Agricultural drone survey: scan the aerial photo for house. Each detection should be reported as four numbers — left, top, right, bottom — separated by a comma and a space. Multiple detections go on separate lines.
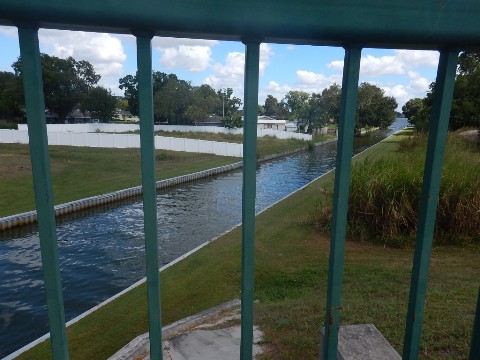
197, 115, 223, 127
115, 109, 140, 123
257, 115, 288, 131
45, 109, 91, 124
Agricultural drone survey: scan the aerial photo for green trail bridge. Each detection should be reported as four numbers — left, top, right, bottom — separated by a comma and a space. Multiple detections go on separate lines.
0, 1, 479, 359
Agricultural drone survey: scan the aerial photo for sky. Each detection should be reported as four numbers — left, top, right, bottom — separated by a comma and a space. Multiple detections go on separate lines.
0, 25, 440, 110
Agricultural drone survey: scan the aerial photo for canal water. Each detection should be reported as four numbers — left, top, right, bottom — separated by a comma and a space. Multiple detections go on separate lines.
0, 119, 408, 357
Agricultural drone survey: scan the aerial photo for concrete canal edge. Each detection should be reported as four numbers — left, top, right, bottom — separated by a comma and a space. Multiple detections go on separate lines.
0, 138, 337, 231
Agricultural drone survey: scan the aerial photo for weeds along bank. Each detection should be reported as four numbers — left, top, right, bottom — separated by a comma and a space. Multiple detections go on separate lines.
315, 130, 480, 247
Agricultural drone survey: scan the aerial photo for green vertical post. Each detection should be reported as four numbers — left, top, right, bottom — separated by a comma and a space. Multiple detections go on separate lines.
17, 26, 69, 360
240, 38, 260, 360
403, 50, 458, 360
470, 287, 480, 360
136, 33, 163, 360
322, 47, 362, 360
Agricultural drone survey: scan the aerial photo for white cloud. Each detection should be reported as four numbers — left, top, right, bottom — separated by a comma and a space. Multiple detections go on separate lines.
395, 50, 439, 68
382, 72, 432, 109
160, 46, 212, 72
259, 70, 341, 104
0, 25, 16, 37
327, 49, 439, 108
382, 85, 410, 106
259, 43, 273, 75
361, 55, 405, 76
329, 55, 404, 76
295, 70, 341, 93
328, 50, 439, 77
149, 37, 219, 73
204, 43, 274, 98
152, 37, 218, 48
38, 29, 127, 84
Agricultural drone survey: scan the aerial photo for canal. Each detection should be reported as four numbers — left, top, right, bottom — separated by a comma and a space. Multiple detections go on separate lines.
0, 119, 407, 357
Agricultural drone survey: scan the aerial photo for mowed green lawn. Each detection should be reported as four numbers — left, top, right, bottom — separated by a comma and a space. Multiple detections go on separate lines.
0, 144, 239, 217
16, 131, 479, 360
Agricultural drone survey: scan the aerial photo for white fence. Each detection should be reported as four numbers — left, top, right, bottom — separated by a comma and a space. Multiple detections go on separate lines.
17, 124, 312, 141
0, 130, 243, 157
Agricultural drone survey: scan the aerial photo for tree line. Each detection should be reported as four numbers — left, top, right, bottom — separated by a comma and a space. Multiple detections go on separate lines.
1, 54, 117, 123
259, 83, 397, 133
402, 52, 480, 132
0, 53, 398, 132
118, 72, 242, 125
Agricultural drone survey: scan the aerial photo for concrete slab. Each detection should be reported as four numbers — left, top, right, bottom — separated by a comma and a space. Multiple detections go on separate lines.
109, 299, 264, 360
162, 326, 263, 360
321, 324, 401, 360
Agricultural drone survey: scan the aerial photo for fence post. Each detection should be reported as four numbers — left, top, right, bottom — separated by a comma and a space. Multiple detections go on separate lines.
18, 25, 70, 360
136, 32, 163, 360
403, 50, 458, 360
240, 38, 260, 360
322, 46, 362, 360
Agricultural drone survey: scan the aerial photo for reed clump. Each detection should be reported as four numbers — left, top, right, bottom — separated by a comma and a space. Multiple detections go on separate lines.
315, 133, 480, 247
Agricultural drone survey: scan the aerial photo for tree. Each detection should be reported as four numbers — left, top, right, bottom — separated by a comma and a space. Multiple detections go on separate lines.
0, 71, 23, 120
263, 95, 279, 117
410, 52, 480, 132
356, 83, 397, 129
116, 98, 129, 112
317, 84, 341, 124
222, 113, 243, 129
284, 91, 310, 120
450, 52, 480, 129
184, 84, 219, 124
81, 86, 117, 122
118, 73, 139, 116
216, 88, 242, 117
13, 54, 100, 123
154, 73, 193, 124
257, 104, 265, 116
302, 84, 342, 132
402, 98, 423, 120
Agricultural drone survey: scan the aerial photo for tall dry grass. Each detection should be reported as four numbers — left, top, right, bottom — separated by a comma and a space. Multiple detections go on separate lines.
316, 133, 480, 247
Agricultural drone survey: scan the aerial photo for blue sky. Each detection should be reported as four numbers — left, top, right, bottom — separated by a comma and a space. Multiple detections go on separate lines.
0, 26, 440, 110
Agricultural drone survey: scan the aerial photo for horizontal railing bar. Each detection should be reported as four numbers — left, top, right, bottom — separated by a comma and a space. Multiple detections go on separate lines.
1, 1, 480, 49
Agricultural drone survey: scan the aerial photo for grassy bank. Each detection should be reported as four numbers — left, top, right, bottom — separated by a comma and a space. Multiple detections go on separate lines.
0, 144, 239, 217
316, 130, 480, 247
16, 131, 479, 359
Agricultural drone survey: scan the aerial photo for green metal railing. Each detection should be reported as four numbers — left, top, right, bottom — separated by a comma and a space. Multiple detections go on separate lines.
2, 1, 480, 359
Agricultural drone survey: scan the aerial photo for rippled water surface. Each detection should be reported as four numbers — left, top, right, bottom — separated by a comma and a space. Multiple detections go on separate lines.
0, 119, 408, 357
